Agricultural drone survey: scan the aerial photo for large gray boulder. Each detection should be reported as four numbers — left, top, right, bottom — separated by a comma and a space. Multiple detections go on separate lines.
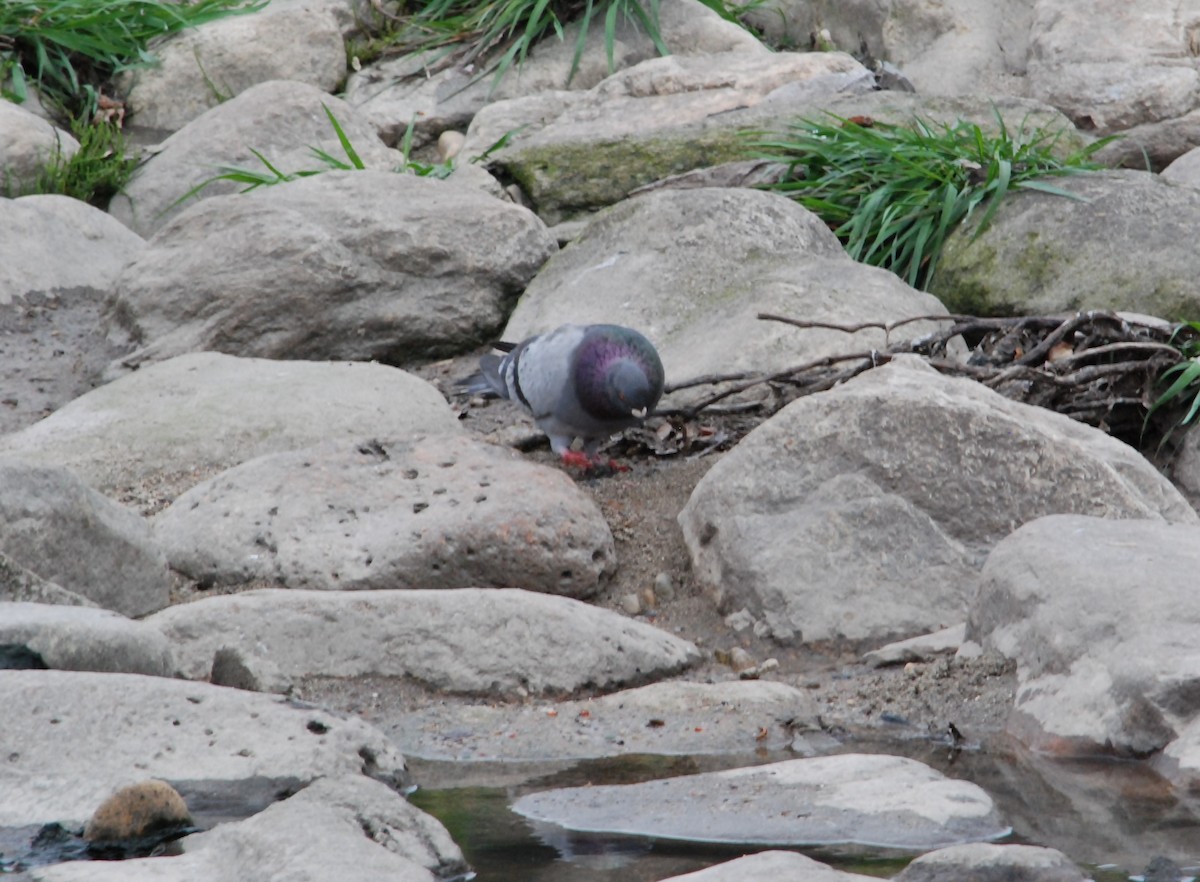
34, 775, 465, 882
502, 187, 953, 399
0, 352, 460, 498
152, 435, 615, 596
345, 0, 765, 150
0, 101, 78, 193
971, 515, 1200, 763
680, 357, 1197, 645
0, 670, 409, 827
0, 462, 169, 616
379, 679, 822, 760
463, 49, 875, 221
0, 194, 142, 297
658, 851, 877, 882
512, 754, 1009, 849
0, 552, 97, 607
0, 195, 142, 433
107, 170, 556, 371
1026, 0, 1199, 135
0, 602, 174, 675
931, 170, 1200, 317
894, 842, 1087, 882
122, 6, 346, 133
110, 80, 404, 237
146, 587, 701, 696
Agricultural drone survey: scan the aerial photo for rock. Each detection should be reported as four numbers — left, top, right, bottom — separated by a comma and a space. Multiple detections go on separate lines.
0, 552, 97, 607
501, 187, 952, 400
122, 6, 345, 132
726, 646, 756, 673
377, 679, 820, 760
345, 0, 766, 151
0, 462, 169, 616
83, 780, 192, 842
742, 0, 1031, 101
680, 357, 1197, 645
107, 171, 557, 370
0, 669, 408, 827
0, 602, 174, 676
147, 587, 700, 695
463, 50, 875, 221
1026, 1, 1198, 135
110, 80, 404, 237
36, 776, 461, 882
865, 624, 968, 668
658, 850, 877, 881
893, 842, 1088, 882
0, 102, 78, 193
0, 195, 143, 298
931, 170, 1200, 318
511, 753, 1009, 849
0, 195, 143, 432
0, 352, 461, 498
971, 515, 1200, 758
210, 647, 292, 695
152, 435, 615, 596
1159, 146, 1200, 188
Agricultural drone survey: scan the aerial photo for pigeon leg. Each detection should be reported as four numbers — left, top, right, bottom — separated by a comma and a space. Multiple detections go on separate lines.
559, 450, 629, 474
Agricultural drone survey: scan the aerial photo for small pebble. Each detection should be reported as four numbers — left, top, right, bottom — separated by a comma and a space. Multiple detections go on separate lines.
728, 646, 756, 673
436, 130, 465, 162
653, 572, 675, 602
619, 593, 642, 616
724, 609, 754, 632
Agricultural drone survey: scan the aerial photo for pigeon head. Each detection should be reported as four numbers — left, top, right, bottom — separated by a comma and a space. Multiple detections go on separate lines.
573, 325, 665, 422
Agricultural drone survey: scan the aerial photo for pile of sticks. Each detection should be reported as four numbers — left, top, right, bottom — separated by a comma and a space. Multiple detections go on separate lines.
658, 310, 1194, 456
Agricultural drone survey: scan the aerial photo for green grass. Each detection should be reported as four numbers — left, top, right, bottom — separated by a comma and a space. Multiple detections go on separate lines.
751, 113, 1114, 290
28, 118, 138, 206
172, 106, 465, 208
351, 0, 765, 90
0, 0, 265, 117
1148, 320, 1200, 441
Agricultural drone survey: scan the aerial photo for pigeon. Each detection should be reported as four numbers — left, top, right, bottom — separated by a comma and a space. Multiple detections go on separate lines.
465, 323, 665, 467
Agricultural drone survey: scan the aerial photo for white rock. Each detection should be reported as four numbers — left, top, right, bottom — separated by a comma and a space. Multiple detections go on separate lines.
0, 102, 78, 193
110, 80, 404, 237
107, 171, 556, 369
34, 776, 463, 882
147, 587, 701, 695
0, 462, 169, 616
123, 6, 346, 132
152, 435, 615, 596
680, 357, 1196, 645
972, 514, 1200, 760
0, 352, 461, 496
0, 602, 173, 675
502, 187, 952, 401
0, 670, 408, 827
382, 679, 820, 760
659, 850, 877, 882
512, 753, 1009, 849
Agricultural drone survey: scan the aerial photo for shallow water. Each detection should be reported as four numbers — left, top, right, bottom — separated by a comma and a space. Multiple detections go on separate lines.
407, 736, 1200, 882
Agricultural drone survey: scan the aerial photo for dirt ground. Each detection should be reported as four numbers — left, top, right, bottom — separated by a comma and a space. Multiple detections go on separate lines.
404, 352, 1018, 749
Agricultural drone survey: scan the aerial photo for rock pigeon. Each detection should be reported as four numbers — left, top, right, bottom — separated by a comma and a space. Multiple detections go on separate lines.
466, 323, 665, 466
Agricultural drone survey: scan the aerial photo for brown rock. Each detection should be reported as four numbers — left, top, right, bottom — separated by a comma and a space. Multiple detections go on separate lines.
84, 779, 192, 842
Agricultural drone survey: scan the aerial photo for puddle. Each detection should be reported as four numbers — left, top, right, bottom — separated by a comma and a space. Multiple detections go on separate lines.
407, 737, 1200, 882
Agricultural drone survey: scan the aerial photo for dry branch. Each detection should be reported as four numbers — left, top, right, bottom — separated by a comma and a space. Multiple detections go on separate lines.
658, 310, 1194, 454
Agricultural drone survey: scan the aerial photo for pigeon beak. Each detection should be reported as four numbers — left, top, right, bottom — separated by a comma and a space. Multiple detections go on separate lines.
631, 406, 647, 419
